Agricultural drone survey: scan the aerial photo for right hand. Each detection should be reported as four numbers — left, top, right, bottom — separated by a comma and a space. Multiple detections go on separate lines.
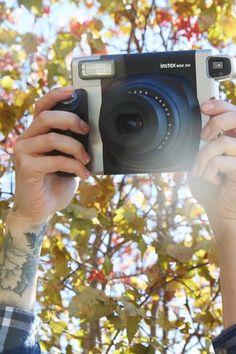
12, 86, 90, 224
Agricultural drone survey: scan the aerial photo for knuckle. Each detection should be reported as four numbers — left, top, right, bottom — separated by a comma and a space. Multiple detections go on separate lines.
37, 111, 49, 124
45, 132, 58, 146
50, 87, 60, 98
34, 98, 41, 111
55, 156, 66, 169
17, 156, 31, 174
13, 140, 24, 160
55, 156, 75, 173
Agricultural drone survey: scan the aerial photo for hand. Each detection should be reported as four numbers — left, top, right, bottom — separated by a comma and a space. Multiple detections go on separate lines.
189, 99, 236, 234
12, 87, 90, 224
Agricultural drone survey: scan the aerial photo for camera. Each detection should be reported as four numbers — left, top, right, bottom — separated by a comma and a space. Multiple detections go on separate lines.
51, 49, 236, 176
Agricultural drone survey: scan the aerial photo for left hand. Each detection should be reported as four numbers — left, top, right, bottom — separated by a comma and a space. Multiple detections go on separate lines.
189, 99, 236, 234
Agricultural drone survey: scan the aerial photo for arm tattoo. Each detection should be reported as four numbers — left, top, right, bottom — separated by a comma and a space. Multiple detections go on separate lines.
0, 224, 48, 296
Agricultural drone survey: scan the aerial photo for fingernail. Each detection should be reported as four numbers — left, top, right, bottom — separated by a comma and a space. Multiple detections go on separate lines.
201, 102, 214, 112
80, 120, 89, 132
201, 126, 210, 140
84, 170, 90, 179
60, 86, 74, 93
83, 153, 90, 164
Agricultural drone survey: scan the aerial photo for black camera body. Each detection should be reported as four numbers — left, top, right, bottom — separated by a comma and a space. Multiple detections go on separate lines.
52, 50, 236, 176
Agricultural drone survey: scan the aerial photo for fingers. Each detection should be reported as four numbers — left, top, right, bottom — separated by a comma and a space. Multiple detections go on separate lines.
15, 87, 91, 180
201, 99, 236, 140
201, 99, 236, 117
14, 133, 90, 165
17, 155, 90, 180
18, 110, 89, 140
34, 86, 75, 117
201, 156, 236, 186
192, 135, 236, 177
201, 111, 236, 141
192, 100, 236, 185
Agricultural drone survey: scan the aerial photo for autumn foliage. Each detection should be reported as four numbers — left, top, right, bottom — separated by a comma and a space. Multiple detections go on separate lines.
1, 0, 236, 353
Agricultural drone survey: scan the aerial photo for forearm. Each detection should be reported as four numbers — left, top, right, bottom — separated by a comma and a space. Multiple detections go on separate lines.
0, 210, 49, 312
210, 218, 236, 330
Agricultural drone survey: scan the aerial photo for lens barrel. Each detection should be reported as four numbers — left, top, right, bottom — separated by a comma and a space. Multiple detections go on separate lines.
99, 74, 201, 173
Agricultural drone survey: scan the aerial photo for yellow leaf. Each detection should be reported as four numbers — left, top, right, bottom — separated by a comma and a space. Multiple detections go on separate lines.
0, 76, 14, 90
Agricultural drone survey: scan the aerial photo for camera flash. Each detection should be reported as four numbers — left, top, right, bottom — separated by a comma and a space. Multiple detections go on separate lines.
79, 60, 115, 79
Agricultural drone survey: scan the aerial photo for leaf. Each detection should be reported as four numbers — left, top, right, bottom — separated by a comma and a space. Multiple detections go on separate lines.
50, 320, 67, 335
138, 237, 146, 257
21, 33, 38, 54
198, 6, 217, 31
78, 182, 103, 206
0, 76, 14, 90
166, 243, 194, 263
123, 299, 145, 318
109, 314, 126, 331
130, 344, 149, 354
53, 33, 77, 60
127, 315, 139, 344
220, 13, 236, 39
103, 255, 113, 275
18, 0, 42, 14
67, 203, 97, 220
69, 286, 116, 321
98, 0, 125, 13
0, 28, 17, 44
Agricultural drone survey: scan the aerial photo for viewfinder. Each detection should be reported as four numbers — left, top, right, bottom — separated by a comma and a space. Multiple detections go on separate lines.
212, 61, 224, 69
208, 56, 231, 79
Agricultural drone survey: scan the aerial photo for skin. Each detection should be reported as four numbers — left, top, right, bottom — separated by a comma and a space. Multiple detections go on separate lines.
2, 88, 236, 329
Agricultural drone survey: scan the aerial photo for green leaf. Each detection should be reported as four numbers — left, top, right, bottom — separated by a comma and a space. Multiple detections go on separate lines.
103, 255, 113, 275
130, 344, 149, 354
166, 243, 194, 263
53, 33, 77, 60
50, 320, 67, 335
127, 315, 139, 344
18, 0, 42, 14
67, 203, 97, 220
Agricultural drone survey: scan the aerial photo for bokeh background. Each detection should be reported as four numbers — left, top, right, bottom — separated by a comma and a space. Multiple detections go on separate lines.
1, 0, 236, 353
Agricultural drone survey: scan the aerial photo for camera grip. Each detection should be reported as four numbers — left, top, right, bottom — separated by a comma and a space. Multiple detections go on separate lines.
47, 89, 89, 177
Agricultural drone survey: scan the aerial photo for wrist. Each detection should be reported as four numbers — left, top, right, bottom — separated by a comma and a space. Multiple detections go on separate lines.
205, 210, 236, 241
5, 208, 52, 230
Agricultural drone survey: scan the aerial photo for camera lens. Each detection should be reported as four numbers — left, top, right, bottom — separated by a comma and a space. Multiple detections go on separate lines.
117, 113, 143, 133
99, 75, 201, 173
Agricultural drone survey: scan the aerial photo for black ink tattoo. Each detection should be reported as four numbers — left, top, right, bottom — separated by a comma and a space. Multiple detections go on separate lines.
0, 224, 48, 296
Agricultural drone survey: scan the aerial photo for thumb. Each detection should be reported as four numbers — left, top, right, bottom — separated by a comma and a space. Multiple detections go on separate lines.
34, 86, 75, 117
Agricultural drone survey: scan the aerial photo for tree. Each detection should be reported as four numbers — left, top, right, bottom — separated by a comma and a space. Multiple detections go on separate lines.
0, 0, 236, 353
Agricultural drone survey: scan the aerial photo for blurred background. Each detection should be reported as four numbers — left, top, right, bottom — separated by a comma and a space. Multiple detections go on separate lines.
1, 0, 236, 353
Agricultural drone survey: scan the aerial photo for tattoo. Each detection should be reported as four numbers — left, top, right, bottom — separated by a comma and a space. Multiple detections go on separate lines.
0, 224, 47, 296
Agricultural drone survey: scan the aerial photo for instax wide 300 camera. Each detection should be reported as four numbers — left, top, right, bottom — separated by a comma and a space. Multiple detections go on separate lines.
52, 50, 236, 176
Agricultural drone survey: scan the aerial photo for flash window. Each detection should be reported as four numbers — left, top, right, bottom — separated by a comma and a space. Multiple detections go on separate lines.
79, 60, 115, 79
